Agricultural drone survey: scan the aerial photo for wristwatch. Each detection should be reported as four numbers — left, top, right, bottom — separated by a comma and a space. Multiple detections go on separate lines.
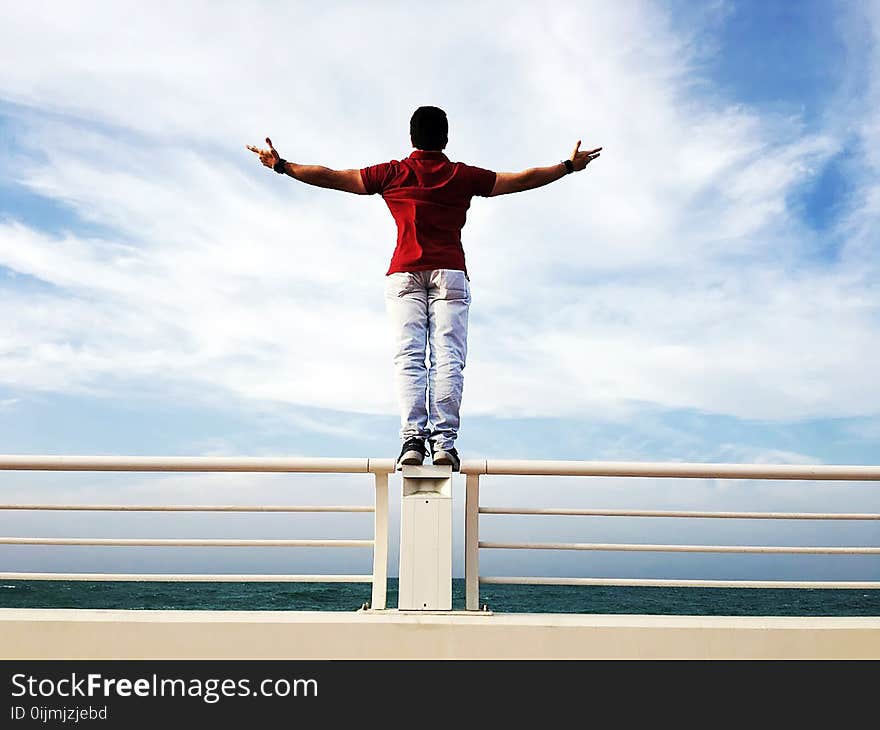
562, 159, 574, 174
273, 158, 287, 174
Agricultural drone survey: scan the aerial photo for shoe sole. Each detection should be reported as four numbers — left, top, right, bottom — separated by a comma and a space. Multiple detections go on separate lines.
432, 451, 459, 470
398, 450, 425, 467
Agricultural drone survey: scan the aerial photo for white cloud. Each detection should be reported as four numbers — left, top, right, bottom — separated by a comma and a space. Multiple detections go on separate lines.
713, 444, 822, 466
0, 0, 878, 427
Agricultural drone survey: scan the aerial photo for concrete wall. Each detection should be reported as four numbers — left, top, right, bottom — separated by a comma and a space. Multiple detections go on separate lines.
2, 609, 880, 659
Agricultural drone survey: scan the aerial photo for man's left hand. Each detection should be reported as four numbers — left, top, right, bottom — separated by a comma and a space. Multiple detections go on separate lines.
570, 140, 602, 171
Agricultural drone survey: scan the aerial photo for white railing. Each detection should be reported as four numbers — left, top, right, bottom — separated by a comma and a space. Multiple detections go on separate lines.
0, 455, 395, 610
461, 459, 880, 611
4, 455, 880, 614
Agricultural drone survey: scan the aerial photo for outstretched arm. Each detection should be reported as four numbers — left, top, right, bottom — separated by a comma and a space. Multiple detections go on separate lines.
489, 140, 601, 197
246, 137, 367, 195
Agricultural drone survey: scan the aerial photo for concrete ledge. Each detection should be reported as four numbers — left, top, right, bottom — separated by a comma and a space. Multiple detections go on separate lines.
1, 608, 879, 659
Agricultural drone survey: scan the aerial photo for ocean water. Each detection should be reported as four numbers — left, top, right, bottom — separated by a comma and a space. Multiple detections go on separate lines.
1, 579, 878, 615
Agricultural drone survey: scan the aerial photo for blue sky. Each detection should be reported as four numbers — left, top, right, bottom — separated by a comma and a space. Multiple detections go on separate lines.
0, 0, 878, 583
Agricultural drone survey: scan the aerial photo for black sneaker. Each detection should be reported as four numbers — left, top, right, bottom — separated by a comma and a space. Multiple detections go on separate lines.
397, 437, 427, 469
431, 444, 460, 471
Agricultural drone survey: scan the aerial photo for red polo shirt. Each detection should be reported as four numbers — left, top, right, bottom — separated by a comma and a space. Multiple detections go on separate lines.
360, 150, 496, 276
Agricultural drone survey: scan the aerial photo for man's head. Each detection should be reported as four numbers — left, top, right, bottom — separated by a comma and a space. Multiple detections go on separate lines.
410, 106, 448, 151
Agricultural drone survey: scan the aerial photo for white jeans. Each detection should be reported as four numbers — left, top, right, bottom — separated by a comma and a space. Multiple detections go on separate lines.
384, 269, 471, 450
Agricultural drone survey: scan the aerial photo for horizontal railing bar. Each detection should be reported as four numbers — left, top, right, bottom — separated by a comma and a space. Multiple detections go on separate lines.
0, 455, 397, 474
2, 456, 878, 480
480, 507, 880, 520
480, 576, 880, 589
0, 504, 374, 513
0, 572, 373, 582
480, 541, 880, 554
0, 537, 373, 547
461, 459, 880, 480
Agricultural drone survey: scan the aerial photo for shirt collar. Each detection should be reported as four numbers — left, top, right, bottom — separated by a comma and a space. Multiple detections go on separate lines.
409, 149, 449, 161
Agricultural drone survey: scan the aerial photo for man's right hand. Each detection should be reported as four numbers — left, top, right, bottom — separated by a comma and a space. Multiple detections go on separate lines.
570, 140, 602, 171
246, 137, 282, 169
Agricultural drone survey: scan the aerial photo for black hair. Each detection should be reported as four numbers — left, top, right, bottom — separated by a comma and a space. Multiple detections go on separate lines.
410, 106, 448, 151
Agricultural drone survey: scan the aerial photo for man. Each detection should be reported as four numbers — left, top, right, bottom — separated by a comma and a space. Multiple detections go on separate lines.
248, 106, 601, 471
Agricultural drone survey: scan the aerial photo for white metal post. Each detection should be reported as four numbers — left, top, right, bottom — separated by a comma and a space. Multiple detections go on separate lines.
465, 473, 480, 610
398, 465, 453, 610
370, 471, 389, 610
